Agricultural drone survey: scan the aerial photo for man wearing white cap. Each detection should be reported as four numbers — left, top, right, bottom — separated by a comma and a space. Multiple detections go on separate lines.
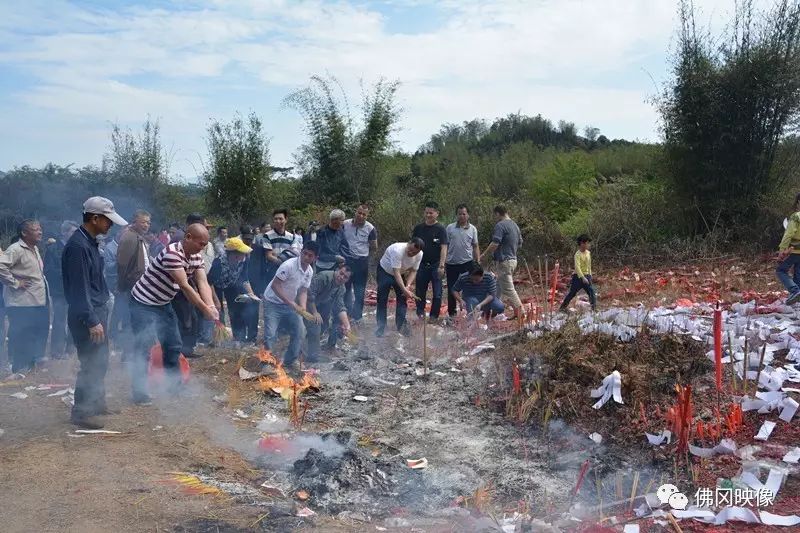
63, 196, 127, 429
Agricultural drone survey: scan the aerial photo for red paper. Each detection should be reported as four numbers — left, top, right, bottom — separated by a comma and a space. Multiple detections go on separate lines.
713, 303, 722, 391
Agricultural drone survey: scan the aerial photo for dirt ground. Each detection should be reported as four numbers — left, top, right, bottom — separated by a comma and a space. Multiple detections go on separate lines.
0, 257, 793, 532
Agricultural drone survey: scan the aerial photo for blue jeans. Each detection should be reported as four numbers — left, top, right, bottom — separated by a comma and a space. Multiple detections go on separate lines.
560, 274, 597, 310
305, 300, 339, 361
376, 266, 408, 333
776, 254, 800, 294
129, 299, 183, 398
416, 264, 443, 319
464, 296, 505, 319
345, 256, 369, 321
263, 301, 305, 365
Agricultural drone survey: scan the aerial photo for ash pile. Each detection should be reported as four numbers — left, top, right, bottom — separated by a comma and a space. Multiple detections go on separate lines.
256, 430, 439, 518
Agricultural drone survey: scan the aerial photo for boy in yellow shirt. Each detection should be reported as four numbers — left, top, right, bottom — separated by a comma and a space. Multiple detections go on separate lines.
777, 195, 800, 305
559, 234, 596, 312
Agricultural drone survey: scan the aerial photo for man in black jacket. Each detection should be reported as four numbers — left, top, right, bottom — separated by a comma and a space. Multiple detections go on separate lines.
44, 220, 79, 359
63, 197, 127, 429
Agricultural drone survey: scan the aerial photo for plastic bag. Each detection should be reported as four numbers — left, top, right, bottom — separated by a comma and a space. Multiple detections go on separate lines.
148, 343, 191, 384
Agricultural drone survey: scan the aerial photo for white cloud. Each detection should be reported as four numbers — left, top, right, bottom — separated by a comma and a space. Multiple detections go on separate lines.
0, 0, 765, 176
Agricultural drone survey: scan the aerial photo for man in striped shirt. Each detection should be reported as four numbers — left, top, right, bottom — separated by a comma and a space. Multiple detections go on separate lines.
452, 262, 504, 320
128, 223, 218, 403
263, 209, 301, 284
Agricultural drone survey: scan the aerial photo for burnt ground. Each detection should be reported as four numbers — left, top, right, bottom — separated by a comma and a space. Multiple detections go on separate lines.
0, 317, 576, 533
1, 258, 795, 532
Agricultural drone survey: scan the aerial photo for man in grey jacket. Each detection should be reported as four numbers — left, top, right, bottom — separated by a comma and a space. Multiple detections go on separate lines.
304, 264, 352, 362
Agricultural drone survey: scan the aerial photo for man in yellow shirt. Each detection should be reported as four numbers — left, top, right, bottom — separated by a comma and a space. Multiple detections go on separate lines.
777, 205, 800, 305
559, 234, 596, 312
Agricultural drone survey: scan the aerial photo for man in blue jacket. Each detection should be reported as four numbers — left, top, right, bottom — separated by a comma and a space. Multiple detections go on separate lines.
63, 197, 127, 429
314, 209, 351, 272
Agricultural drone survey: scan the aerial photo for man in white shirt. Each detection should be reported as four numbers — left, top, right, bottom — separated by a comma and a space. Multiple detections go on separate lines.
342, 204, 378, 323
445, 204, 480, 318
375, 238, 424, 337
262, 241, 319, 366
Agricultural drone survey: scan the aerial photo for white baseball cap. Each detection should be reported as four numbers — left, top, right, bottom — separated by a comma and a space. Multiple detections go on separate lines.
83, 196, 128, 226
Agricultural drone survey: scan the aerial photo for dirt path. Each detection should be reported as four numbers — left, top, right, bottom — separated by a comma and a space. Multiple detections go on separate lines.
0, 360, 282, 533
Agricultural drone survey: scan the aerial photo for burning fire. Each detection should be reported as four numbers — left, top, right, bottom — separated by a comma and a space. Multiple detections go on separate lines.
255, 348, 319, 400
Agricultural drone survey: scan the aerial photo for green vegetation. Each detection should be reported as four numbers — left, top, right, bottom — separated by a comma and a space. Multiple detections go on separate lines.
3, 1, 800, 263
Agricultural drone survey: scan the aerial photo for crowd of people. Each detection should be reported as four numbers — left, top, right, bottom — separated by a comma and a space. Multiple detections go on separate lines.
0, 196, 602, 430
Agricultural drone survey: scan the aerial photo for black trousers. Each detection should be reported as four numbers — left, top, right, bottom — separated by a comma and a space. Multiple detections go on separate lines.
445, 261, 473, 317
172, 292, 199, 355
69, 305, 109, 418
560, 274, 597, 310
345, 256, 369, 321
223, 287, 259, 343
50, 297, 73, 357
7, 306, 49, 372
376, 267, 408, 333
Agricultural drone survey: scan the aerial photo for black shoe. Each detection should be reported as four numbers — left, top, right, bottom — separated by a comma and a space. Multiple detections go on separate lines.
71, 415, 104, 430
375, 328, 385, 338
183, 352, 203, 359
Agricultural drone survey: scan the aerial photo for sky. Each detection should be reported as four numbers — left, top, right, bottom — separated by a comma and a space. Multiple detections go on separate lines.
0, 0, 759, 182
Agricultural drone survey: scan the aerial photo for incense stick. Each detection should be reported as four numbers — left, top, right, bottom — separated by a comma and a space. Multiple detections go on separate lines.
753, 341, 767, 396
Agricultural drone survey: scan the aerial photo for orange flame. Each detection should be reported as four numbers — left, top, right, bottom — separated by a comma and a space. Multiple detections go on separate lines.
255, 348, 319, 399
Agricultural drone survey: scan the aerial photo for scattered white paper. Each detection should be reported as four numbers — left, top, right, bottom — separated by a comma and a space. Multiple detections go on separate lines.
782, 447, 800, 463
760, 511, 800, 526
688, 438, 738, 457
705, 506, 761, 525
673, 508, 716, 520
434, 372, 447, 377
645, 430, 672, 445
9, 392, 28, 399
47, 388, 73, 397
24, 386, 36, 391
406, 457, 428, 469
590, 370, 623, 409
755, 420, 776, 441
233, 409, 249, 419
468, 343, 495, 356
74, 429, 122, 435
353, 395, 369, 402
589, 432, 603, 444
622, 525, 639, 533
400, 385, 411, 390
779, 397, 799, 422
689, 444, 715, 458
238, 367, 259, 380
740, 468, 784, 499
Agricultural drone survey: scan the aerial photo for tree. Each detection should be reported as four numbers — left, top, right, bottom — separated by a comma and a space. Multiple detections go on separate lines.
584, 126, 600, 143
286, 75, 401, 205
203, 112, 271, 222
531, 151, 597, 223
659, 0, 800, 233
103, 117, 169, 196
